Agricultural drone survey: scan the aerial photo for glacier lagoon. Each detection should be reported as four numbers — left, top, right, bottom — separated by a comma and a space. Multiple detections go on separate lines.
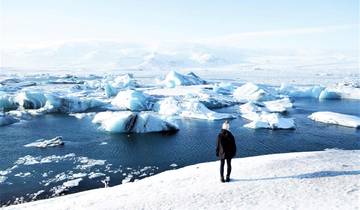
0, 98, 359, 205
0, 71, 360, 206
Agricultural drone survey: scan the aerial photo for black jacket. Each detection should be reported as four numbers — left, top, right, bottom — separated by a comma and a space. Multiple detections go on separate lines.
216, 129, 236, 159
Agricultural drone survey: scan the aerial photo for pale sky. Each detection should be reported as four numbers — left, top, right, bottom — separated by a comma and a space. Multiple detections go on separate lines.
0, 0, 359, 50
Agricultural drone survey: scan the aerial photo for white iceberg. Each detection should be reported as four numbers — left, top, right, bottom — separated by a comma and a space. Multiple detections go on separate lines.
158, 71, 206, 88
111, 90, 153, 111
263, 98, 293, 113
240, 101, 295, 129
213, 82, 235, 95
308, 111, 360, 128
243, 112, 295, 129
233, 82, 275, 102
92, 111, 178, 133
24, 136, 64, 148
240, 98, 293, 114
154, 97, 234, 120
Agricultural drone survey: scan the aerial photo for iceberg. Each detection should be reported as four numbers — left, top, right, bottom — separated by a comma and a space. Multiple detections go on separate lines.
158, 71, 206, 87
243, 112, 295, 129
24, 136, 64, 148
44, 94, 106, 113
0, 113, 19, 126
239, 100, 295, 129
15, 91, 47, 109
278, 83, 324, 99
263, 98, 293, 113
308, 111, 360, 128
154, 97, 234, 120
233, 82, 275, 102
213, 82, 235, 95
318, 89, 341, 100
111, 90, 153, 111
0, 93, 17, 110
92, 111, 178, 133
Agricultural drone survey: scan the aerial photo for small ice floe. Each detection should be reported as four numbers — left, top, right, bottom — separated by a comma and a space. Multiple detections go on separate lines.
308, 111, 360, 128
29, 190, 45, 200
88, 172, 106, 179
170, 163, 178, 167
92, 111, 179, 133
51, 178, 83, 196
99, 142, 108, 145
233, 82, 275, 102
14, 172, 31, 178
69, 112, 95, 119
158, 71, 206, 88
14, 153, 76, 166
154, 97, 234, 120
24, 136, 64, 148
0, 176, 7, 184
75, 157, 106, 170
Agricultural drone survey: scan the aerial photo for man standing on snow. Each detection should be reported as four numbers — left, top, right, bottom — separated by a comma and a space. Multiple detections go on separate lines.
216, 120, 237, 182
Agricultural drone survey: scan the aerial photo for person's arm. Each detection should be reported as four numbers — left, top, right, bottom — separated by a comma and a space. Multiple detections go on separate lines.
216, 135, 220, 157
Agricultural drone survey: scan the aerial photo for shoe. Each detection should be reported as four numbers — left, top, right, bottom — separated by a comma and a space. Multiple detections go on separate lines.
225, 176, 230, 182
220, 177, 225, 183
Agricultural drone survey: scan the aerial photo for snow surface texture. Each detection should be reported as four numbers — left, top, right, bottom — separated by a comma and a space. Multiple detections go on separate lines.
5, 149, 359, 210
309, 111, 360, 128
24, 136, 64, 148
92, 111, 178, 133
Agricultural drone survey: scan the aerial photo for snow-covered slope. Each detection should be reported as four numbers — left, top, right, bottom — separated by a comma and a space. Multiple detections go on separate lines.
5, 149, 359, 210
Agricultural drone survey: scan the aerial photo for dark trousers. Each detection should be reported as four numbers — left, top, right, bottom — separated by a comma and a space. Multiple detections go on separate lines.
220, 158, 232, 178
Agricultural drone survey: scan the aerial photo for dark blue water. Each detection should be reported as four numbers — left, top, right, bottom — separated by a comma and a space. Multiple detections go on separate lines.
0, 98, 359, 205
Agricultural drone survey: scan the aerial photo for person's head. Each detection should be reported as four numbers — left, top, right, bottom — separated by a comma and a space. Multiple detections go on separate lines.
222, 120, 230, 131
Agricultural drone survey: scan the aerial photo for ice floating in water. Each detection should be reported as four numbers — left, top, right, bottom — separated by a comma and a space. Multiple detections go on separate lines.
112, 90, 153, 111
0, 93, 17, 110
88, 172, 106, 179
243, 112, 295, 129
44, 94, 106, 113
0, 176, 7, 184
14, 172, 31, 178
92, 111, 178, 133
308, 111, 360, 128
263, 98, 293, 113
213, 82, 235, 95
69, 112, 95, 119
154, 97, 234, 120
278, 83, 324, 99
103, 74, 138, 97
234, 82, 275, 102
240, 100, 295, 129
0, 113, 19, 126
159, 71, 206, 87
24, 136, 64, 148
318, 88, 341, 100
240, 98, 293, 114
15, 91, 47, 109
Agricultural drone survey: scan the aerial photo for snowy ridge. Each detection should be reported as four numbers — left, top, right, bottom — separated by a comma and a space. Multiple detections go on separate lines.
4, 149, 359, 210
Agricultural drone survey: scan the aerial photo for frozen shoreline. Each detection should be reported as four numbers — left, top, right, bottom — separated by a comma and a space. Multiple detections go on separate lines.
4, 149, 359, 210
